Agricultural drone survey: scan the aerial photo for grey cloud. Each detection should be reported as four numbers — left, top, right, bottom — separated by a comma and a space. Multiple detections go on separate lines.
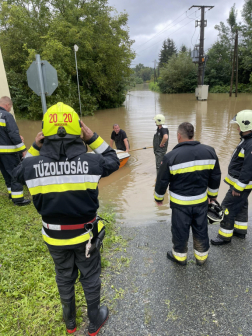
108, 0, 245, 66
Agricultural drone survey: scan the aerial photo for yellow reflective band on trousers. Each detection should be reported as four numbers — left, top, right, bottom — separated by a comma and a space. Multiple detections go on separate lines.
11, 193, 24, 199
42, 221, 105, 246
28, 145, 40, 157
172, 249, 187, 261
234, 221, 248, 230
218, 228, 233, 238
29, 182, 98, 196
194, 251, 208, 261
170, 164, 214, 175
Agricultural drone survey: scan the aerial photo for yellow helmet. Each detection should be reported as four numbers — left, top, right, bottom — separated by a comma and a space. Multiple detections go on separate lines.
153, 114, 165, 125
42, 102, 81, 139
230, 110, 252, 133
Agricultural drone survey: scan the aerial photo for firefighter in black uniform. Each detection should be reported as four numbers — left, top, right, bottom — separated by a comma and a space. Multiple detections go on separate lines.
153, 114, 169, 175
13, 102, 120, 335
154, 122, 221, 266
211, 110, 252, 245
0, 96, 30, 205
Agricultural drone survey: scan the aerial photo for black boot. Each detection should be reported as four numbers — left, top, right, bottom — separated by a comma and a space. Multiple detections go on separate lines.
167, 250, 187, 266
210, 237, 231, 245
87, 298, 109, 336
233, 231, 246, 239
13, 199, 31, 206
61, 296, 76, 334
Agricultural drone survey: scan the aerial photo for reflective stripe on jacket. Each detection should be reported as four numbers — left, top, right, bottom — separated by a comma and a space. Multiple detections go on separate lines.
13, 133, 119, 248
154, 141, 221, 206
224, 133, 252, 193
0, 107, 26, 154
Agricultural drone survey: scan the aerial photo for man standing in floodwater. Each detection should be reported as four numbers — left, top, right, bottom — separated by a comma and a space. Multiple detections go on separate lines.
153, 114, 169, 175
154, 122, 221, 266
110, 124, 130, 152
211, 110, 252, 245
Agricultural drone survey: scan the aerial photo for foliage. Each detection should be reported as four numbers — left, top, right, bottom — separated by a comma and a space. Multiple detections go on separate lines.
209, 83, 252, 93
0, 0, 135, 119
158, 51, 197, 93
149, 81, 160, 92
0, 174, 119, 335
131, 63, 153, 83
158, 38, 177, 68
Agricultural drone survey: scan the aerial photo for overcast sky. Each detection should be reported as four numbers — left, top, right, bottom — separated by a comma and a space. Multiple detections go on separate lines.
108, 0, 245, 67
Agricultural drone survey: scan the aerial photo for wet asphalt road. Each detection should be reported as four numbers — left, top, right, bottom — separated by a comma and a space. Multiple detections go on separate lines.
99, 216, 252, 336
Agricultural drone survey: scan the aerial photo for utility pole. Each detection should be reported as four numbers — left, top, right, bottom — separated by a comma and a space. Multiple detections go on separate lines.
189, 5, 214, 85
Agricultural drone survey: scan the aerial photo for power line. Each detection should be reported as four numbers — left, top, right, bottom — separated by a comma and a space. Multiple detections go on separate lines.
136, 9, 199, 50
136, 17, 196, 56
136, 11, 187, 49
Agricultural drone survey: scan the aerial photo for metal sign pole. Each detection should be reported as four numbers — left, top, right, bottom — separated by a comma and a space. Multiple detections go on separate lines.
36, 54, 47, 114
74, 45, 82, 119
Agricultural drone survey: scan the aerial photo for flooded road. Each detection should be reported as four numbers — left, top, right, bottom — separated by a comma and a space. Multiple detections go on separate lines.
18, 84, 252, 226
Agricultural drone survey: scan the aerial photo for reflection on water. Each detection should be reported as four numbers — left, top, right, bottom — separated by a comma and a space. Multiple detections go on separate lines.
17, 85, 252, 226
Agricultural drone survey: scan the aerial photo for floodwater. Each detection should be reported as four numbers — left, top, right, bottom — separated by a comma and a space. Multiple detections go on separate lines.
17, 84, 252, 226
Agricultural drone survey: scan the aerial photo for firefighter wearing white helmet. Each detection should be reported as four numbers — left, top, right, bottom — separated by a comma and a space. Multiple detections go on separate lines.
211, 110, 252, 246
12, 102, 120, 335
153, 114, 169, 175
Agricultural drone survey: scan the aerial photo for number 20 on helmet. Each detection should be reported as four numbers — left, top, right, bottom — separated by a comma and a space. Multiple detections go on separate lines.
42, 102, 81, 139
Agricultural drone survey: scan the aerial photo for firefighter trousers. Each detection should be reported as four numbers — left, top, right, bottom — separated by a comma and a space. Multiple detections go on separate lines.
47, 245, 101, 302
0, 154, 24, 202
218, 187, 251, 241
171, 203, 209, 263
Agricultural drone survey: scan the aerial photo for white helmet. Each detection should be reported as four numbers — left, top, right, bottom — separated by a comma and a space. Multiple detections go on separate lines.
230, 110, 252, 132
153, 114, 165, 125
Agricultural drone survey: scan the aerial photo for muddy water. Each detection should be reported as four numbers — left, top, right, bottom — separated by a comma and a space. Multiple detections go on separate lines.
17, 84, 252, 226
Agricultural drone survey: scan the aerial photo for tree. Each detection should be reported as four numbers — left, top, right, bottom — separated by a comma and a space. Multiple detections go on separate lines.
158, 38, 177, 68
158, 51, 197, 93
204, 4, 240, 87
0, 0, 135, 119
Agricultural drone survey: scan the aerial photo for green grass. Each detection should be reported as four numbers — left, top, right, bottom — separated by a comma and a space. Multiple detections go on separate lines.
0, 174, 119, 335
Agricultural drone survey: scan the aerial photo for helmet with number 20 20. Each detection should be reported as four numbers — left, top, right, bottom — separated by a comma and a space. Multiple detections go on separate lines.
42, 102, 81, 139
153, 114, 165, 126
230, 110, 252, 133
207, 200, 224, 225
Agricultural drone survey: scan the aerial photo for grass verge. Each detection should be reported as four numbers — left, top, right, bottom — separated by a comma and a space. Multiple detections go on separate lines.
0, 174, 122, 335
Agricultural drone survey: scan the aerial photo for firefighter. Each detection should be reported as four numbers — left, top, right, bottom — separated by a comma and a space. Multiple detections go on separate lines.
211, 110, 252, 245
0, 96, 30, 205
12, 102, 120, 335
154, 122, 221, 266
153, 114, 169, 174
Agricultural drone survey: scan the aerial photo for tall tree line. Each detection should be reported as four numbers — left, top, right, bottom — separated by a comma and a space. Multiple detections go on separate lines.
153, 1, 252, 94
0, 0, 135, 118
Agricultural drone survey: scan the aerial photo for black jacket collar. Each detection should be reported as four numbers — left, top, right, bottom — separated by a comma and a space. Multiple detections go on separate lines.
173, 141, 200, 150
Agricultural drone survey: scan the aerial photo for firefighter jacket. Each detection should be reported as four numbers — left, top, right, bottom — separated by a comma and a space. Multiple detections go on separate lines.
224, 132, 252, 193
154, 141, 221, 207
13, 133, 120, 248
0, 107, 26, 154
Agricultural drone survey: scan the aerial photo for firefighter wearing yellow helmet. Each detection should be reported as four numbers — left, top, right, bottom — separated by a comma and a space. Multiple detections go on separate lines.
211, 110, 252, 246
153, 114, 169, 175
13, 102, 120, 335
